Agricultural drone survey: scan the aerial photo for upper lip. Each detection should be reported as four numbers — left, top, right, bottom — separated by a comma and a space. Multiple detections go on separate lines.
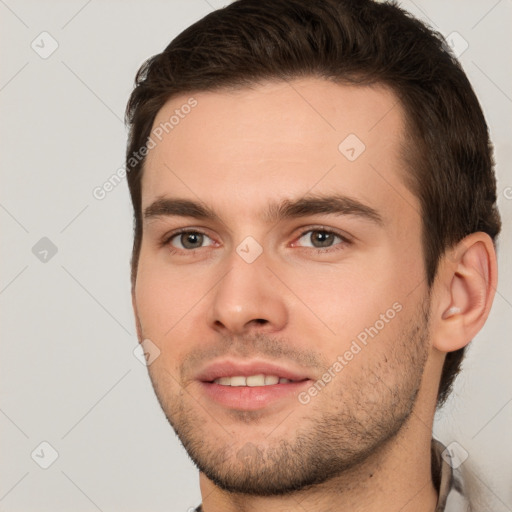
195, 359, 312, 382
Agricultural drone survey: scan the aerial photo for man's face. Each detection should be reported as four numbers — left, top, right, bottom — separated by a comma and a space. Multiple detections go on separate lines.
133, 78, 434, 494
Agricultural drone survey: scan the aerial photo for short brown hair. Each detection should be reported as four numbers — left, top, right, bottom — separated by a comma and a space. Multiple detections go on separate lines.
125, 0, 501, 407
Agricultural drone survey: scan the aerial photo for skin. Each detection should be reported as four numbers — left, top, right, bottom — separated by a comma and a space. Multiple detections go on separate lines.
132, 78, 497, 512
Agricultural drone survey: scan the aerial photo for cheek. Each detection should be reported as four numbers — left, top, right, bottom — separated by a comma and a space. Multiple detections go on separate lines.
280, 259, 399, 335
134, 250, 196, 340
280, 246, 422, 358
134, 248, 224, 372
134, 275, 189, 377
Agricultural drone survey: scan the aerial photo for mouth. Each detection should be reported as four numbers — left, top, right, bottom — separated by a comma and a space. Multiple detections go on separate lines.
195, 360, 313, 411
211, 374, 306, 386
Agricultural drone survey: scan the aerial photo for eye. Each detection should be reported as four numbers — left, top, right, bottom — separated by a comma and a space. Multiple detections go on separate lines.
294, 229, 348, 250
167, 230, 215, 251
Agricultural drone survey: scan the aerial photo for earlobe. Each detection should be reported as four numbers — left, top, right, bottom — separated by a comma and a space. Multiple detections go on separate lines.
432, 233, 497, 353
132, 290, 144, 343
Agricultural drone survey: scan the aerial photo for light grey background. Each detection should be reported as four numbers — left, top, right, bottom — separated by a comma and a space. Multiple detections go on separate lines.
1, 0, 511, 510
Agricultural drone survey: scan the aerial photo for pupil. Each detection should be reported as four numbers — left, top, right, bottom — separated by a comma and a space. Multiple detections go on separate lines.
313, 231, 333, 247
182, 232, 203, 249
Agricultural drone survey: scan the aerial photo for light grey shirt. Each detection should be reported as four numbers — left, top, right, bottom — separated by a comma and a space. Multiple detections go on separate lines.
433, 439, 470, 511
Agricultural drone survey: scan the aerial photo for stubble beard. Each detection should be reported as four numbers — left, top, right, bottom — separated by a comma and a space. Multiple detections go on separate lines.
144, 297, 431, 496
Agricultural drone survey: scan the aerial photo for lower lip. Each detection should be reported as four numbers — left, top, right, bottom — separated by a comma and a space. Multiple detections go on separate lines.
198, 380, 311, 410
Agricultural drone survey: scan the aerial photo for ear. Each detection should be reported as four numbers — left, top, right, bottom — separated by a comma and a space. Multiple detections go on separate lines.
430, 232, 498, 353
132, 288, 144, 343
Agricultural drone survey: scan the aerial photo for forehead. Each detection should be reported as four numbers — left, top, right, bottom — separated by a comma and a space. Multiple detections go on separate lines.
141, 78, 417, 229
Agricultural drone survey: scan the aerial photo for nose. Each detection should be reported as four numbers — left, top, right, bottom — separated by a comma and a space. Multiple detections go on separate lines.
207, 250, 288, 336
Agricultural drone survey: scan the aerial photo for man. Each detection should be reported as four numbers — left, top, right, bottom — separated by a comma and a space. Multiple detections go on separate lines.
125, 0, 501, 510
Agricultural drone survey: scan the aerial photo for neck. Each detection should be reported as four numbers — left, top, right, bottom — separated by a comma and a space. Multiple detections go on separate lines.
198, 412, 439, 512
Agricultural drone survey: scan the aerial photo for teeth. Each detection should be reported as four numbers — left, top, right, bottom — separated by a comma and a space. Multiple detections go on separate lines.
246, 374, 265, 386
230, 376, 246, 387
213, 374, 296, 386
265, 375, 279, 385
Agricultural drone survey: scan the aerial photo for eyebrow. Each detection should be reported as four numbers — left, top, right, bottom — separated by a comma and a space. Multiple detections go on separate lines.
143, 194, 384, 226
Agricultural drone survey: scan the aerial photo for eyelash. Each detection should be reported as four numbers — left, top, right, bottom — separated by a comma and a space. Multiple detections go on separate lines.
293, 227, 351, 254
162, 227, 351, 255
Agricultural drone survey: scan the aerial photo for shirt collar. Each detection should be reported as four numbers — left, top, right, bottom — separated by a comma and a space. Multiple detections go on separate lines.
432, 438, 454, 511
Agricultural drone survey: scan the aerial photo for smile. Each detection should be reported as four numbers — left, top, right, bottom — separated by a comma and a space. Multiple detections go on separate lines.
213, 374, 300, 386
